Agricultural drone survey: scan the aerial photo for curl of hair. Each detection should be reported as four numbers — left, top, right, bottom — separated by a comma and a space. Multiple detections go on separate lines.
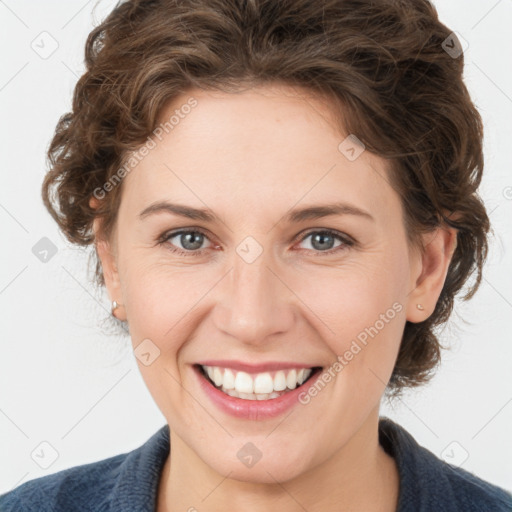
42, 0, 490, 396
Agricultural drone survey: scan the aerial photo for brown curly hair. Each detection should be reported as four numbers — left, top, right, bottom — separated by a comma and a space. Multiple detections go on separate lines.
42, 0, 490, 395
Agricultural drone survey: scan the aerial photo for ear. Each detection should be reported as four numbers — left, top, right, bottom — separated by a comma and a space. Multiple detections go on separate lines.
406, 225, 458, 323
90, 197, 126, 322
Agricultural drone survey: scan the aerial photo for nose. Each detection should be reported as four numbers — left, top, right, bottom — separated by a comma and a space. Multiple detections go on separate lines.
213, 248, 296, 346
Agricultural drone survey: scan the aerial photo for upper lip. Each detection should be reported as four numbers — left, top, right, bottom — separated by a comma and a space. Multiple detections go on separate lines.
195, 360, 321, 373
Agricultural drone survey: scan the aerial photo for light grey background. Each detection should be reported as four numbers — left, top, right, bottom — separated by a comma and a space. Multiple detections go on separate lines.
1, 0, 511, 494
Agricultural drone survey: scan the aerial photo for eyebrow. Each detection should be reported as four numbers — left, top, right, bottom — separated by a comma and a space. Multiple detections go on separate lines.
285, 203, 374, 223
138, 201, 374, 223
139, 201, 217, 222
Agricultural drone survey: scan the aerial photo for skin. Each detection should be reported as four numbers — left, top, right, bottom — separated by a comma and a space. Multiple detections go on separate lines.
92, 83, 457, 511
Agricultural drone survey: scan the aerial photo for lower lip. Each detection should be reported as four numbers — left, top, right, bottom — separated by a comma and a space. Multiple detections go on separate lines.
193, 365, 322, 420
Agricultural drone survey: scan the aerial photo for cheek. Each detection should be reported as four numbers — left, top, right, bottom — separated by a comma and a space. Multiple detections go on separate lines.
291, 249, 408, 389
294, 254, 406, 338
120, 252, 207, 338
118, 261, 204, 412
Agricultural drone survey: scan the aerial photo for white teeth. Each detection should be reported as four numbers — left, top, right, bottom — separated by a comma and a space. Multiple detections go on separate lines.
223, 369, 235, 390
273, 371, 287, 391
286, 369, 297, 390
201, 365, 314, 400
234, 371, 254, 394
213, 367, 223, 387
254, 373, 274, 394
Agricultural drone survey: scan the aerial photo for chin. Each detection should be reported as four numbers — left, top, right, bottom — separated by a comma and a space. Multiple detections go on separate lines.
199, 440, 316, 484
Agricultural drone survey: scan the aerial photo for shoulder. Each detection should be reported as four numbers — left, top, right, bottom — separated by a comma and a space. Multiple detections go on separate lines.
440, 462, 512, 511
0, 424, 170, 512
0, 452, 127, 512
379, 417, 512, 511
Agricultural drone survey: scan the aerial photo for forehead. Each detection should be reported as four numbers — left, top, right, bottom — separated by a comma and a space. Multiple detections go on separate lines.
119, 84, 401, 226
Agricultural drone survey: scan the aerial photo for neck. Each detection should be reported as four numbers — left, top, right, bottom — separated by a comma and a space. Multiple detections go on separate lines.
157, 408, 399, 512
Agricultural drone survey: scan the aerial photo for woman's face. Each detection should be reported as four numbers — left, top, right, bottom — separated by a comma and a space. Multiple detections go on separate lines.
97, 83, 452, 482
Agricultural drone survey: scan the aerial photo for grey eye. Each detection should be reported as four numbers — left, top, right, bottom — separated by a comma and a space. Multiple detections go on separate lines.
167, 231, 210, 251
299, 231, 344, 252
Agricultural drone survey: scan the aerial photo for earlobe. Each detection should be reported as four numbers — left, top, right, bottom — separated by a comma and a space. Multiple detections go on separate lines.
96, 238, 127, 321
92, 214, 126, 322
406, 227, 458, 323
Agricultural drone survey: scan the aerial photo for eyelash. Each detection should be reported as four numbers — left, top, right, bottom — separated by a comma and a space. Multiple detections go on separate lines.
157, 227, 355, 257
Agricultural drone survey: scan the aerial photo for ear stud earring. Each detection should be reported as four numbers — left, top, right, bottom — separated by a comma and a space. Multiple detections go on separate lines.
111, 300, 123, 316
416, 304, 425, 311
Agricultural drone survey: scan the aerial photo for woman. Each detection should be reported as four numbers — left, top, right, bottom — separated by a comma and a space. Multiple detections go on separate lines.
1, 0, 511, 510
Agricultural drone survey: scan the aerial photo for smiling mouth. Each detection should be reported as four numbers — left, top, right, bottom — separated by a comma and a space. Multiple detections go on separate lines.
196, 364, 323, 400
